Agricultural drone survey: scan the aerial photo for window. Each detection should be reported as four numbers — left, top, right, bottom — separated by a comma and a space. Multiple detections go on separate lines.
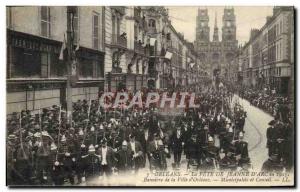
50, 53, 66, 77
41, 6, 51, 37
11, 47, 41, 78
93, 12, 99, 49
41, 52, 50, 77
79, 58, 93, 78
276, 44, 278, 60
279, 42, 281, 60
227, 21, 231, 27
112, 14, 121, 43
94, 60, 104, 78
148, 19, 156, 28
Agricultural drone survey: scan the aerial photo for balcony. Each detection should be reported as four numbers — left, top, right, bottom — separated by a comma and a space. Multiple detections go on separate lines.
112, 66, 122, 73
148, 69, 158, 79
148, 27, 157, 35
111, 34, 127, 49
134, 41, 145, 55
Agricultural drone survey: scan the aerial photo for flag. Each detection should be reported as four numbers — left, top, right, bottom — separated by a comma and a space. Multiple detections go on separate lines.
75, 38, 80, 52
150, 38, 156, 46
59, 34, 67, 60
165, 51, 173, 60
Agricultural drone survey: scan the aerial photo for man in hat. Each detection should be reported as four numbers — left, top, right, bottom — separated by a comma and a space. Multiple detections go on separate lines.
81, 144, 101, 182
148, 133, 168, 170
202, 136, 219, 170
186, 133, 200, 170
15, 132, 33, 185
223, 125, 234, 152
76, 143, 88, 184
61, 146, 76, 185
47, 143, 64, 185
234, 132, 250, 166
116, 140, 133, 174
107, 129, 122, 152
170, 126, 185, 168
7, 134, 18, 185
128, 134, 144, 173
36, 133, 51, 185
197, 124, 209, 149
97, 139, 116, 177
266, 120, 278, 156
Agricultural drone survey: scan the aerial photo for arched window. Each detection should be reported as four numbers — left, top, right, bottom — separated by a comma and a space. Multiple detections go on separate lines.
212, 52, 219, 61
226, 53, 234, 63
148, 19, 156, 28
112, 52, 119, 68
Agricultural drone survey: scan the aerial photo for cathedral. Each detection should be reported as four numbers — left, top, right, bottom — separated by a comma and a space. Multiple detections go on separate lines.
195, 8, 238, 79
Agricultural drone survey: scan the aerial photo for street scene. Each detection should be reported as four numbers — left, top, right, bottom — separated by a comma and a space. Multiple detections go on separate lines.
6, 6, 294, 187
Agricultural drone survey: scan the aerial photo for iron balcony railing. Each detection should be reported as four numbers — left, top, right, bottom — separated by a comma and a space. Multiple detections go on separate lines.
111, 34, 127, 48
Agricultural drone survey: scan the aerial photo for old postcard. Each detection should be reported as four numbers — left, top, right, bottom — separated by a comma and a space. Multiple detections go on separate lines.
6, 6, 295, 187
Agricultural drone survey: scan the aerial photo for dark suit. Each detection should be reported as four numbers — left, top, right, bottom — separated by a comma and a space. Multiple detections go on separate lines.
170, 129, 184, 166
148, 140, 167, 170
234, 140, 249, 165
116, 149, 133, 173
266, 126, 278, 156
97, 146, 116, 176
128, 141, 144, 171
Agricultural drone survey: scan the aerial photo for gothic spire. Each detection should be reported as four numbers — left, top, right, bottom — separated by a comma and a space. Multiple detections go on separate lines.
213, 12, 219, 42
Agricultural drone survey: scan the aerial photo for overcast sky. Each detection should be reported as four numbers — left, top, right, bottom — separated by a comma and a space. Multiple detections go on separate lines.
166, 6, 273, 45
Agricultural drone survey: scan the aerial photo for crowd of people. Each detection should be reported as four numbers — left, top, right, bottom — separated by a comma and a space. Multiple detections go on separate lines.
6, 83, 293, 186
238, 88, 291, 123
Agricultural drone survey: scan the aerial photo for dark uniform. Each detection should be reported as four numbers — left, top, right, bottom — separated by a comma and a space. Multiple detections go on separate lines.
234, 140, 250, 166
261, 154, 284, 173
266, 120, 278, 156
82, 146, 101, 182
170, 128, 184, 167
116, 141, 133, 173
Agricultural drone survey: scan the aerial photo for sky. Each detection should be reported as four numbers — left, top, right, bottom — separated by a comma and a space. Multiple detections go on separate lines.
166, 6, 273, 45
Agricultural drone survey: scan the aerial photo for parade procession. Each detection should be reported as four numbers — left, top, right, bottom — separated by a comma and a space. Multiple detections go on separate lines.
6, 83, 294, 186
6, 6, 294, 187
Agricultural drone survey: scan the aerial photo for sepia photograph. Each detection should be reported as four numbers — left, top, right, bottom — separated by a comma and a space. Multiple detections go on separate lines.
5, 5, 295, 187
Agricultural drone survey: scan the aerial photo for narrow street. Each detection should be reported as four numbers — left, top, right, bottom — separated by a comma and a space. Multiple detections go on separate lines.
232, 95, 274, 171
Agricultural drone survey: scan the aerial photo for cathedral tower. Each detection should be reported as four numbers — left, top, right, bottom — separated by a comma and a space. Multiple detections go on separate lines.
222, 7, 236, 42
196, 8, 210, 43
